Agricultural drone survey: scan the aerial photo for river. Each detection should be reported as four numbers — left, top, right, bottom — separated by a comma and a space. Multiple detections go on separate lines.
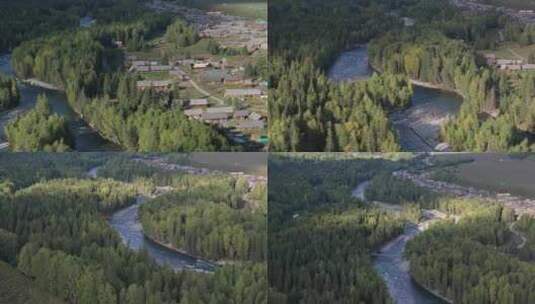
328, 46, 462, 152
0, 54, 119, 151
0, 16, 120, 151
352, 180, 447, 304
109, 195, 216, 273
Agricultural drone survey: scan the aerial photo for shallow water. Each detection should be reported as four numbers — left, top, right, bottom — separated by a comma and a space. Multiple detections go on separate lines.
328, 47, 463, 151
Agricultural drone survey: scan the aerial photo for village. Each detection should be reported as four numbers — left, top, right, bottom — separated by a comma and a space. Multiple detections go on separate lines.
132, 155, 267, 189
394, 169, 535, 217
451, 0, 535, 23
120, 0, 268, 149
483, 54, 535, 71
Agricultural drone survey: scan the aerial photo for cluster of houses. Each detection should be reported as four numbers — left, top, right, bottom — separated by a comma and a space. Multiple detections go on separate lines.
484, 54, 535, 71
452, 0, 535, 23
199, 14, 267, 52
394, 169, 535, 217
146, 0, 267, 53
132, 156, 267, 188
182, 98, 264, 130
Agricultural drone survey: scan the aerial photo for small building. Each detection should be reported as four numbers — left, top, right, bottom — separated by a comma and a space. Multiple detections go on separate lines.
249, 112, 263, 121
136, 80, 173, 92
497, 59, 523, 68
206, 106, 234, 114
192, 62, 212, 69
501, 64, 522, 71
170, 69, 189, 81
202, 112, 230, 124
224, 88, 263, 98
484, 53, 497, 65
233, 110, 250, 120
150, 65, 172, 72
184, 108, 203, 119
189, 99, 209, 108
237, 119, 265, 129
522, 64, 535, 70
135, 66, 151, 72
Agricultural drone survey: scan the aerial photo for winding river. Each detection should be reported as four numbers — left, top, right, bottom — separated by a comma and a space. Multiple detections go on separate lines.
0, 54, 119, 151
88, 166, 215, 273
328, 46, 463, 152
109, 195, 216, 273
352, 180, 447, 304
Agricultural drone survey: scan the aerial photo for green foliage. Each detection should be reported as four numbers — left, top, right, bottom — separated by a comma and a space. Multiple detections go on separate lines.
0, 260, 64, 304
165, 19, 200, 50
406, 201, 535, 303
0, 153, 103, 189
0, 229, 17, 265
269, 0, 414, 152
5, 95, 73, 151
0, 161, 266, 304
0, 73, 20, 111
365, 172, 440, 208
139, 174, 266, 261
369, 27, 535, 151
268, 155, 410, 303
10, 8, 231, 152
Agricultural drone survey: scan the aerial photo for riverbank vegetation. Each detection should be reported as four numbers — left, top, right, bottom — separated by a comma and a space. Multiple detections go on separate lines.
365, 172, 440, 207
269, 0, 414, 152
8, 2, 232, 152
406, 199, 535, 303
367, 0, 535, 151
5, 95, 73, 151
269, 154, 415, 303
271, 0, 535, 151
0, 74, 19, 111
0, 154, 267, 304
139, 174, 266, 262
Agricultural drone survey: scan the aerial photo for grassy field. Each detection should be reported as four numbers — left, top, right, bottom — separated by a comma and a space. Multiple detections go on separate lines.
432, 154, 535, 198
0, 261, 64, 304
196, 1, 267, 19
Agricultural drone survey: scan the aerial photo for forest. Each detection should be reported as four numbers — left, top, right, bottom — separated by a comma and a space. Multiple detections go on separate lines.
268, 154, 414, 303
406, 198, 535, 303
5, 95, 73, 152
269, 0, 413, 152
368, 0, 535, 151
0, 0, 153, 52
270, 0, 535, 151
6, 0, 233, 152
139, 173, 267, 262
0, 154, 267, 304
364, 172, 440, 208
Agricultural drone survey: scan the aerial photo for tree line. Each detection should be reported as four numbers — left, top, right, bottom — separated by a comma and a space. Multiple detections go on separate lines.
0, 74, 20, 111
406, 199, 535, 304
0, 155, 267, 304
139, 173, 267, 262
5, 95, 73, 151
268, 154, 413, 303
8, 4, 232, 151
269, 0, 414, 152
